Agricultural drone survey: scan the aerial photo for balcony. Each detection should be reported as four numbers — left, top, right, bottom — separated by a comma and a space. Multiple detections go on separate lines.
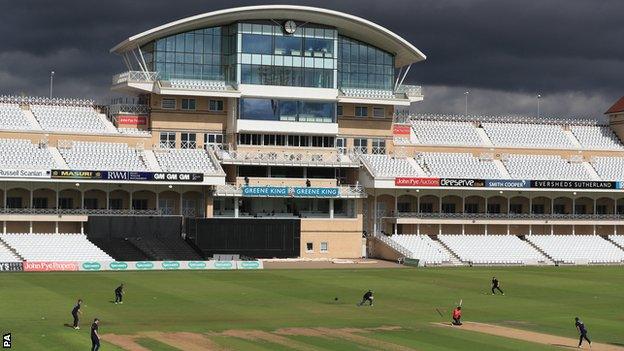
213, 184, 366, 198
338, 85, 423, 105
112, 71, 159, 85
216, 148, 359, 167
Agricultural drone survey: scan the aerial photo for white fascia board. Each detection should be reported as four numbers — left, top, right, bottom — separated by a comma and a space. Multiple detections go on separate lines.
236, 119, 338, 135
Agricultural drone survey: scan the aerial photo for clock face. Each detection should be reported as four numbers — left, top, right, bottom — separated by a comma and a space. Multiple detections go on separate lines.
284, 20, 297, 34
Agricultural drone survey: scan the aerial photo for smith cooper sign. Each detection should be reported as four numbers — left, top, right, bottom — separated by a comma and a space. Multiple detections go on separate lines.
51, 170, 203, 182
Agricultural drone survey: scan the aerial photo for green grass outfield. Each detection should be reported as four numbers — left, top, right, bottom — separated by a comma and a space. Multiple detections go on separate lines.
1, 266, 623, 350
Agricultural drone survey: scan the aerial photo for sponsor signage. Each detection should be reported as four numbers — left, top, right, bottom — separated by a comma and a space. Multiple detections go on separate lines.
187, 261, 207, 269
81, 262, 102, 271
236, 260, 264, 269
213, 261, 235, 270
395, 177, 440, 187
530, 180, 616, 189
162, 261, 180, 270
51, 170, 203, 183
0, 169, 51, 179
440, 178, 485, 188
484, 179, 530, 188
242, 186, 289, 197
0, 262, 23, 271
392, 125, 411, 135
293, 187, 339, 197
117, 115, 147, 125
109, 261, 128, 270
23, 261, 79, 272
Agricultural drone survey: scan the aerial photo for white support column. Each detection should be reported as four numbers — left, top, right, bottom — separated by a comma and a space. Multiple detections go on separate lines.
393, 222, 398, 235
394, 191, 398, 217
80, 222, 84, 235
529, 224, 532, 235
29, 186, 33, 210
373, 194, 378, 234
485, 224, 488, 235
81, 189, 84, 210
529, 196, 533, 214
417, 223, 420, 235
507, 224, 510, 235
461, 224, 465, 235
551, 224, 554, 235
29, 221, 33, 234
55, 221, 59, 234
156, 192, 160, 212
3, 221, 6, 234
329, 198, 334, 219
234, 197, 239, 218
106, 190, 110, 210
462, 195, 465, 215
129, 190, 133, 211
485, 196, 488, 214
179, 191, 183, 216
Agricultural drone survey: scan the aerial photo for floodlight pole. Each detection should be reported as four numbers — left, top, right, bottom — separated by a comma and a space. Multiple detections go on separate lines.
49, 71, 55, 98
537, 94, 542, 118
464, 91, 469, 115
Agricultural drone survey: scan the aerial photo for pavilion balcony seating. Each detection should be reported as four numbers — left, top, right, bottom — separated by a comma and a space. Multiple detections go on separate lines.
590, 157, 624, 181
411, 120, 482, 146
59, 141, 148, 171
482, 122, 573, 148
419, 152, 502, 178
389, 234, 453, 265
0, 241, 21, 262
155, 148, 219, 174
360, 154, 418, 177
0, 233, 113, 261
0, 103, 35, 130
503, 154, 590, 180
570, 125, 624, 150
30, 104, 112, 134
525, 235, 624, 264
169, 79, 228, 91
438, 234, 549, 265
0, 138, 56, 170
340, 88, 395, 99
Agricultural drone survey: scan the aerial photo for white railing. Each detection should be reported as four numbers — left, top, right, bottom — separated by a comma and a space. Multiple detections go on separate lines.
216, 148, 359, 167
107, 103, 149, 117
393, 112, 603, 126
396, 84, 423, 98
374, 232, 411, 259
112, 71, 159, 85
0, 95, 94, 107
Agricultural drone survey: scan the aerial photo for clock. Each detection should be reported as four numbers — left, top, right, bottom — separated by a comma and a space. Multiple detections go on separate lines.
283, 20, 297, 34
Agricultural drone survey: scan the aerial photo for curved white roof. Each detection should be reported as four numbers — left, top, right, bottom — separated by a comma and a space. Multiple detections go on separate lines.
111, 5, 426, 67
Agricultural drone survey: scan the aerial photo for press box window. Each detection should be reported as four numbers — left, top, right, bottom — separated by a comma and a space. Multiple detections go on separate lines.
161, 98, 176, 109
337, 105, 343, 116
306, 242, 314, 252
373, 107, 385, 118
181, 98, 196, 110
355, 106, 368, 117
209, 99, 224, 111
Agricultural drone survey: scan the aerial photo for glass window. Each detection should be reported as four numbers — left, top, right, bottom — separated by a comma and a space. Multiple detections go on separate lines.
373, 107, 385, 118
242, 34, 272, 54
181, 98, 196, 110
209, 99, 224, 111
355, 106, 368, 117
205, 133, 224, 146
275, 36, 302, 56
320, 242, 328, 252
181, 133, 196, 149
240, 98, 335, 123
336, 137, 346, 154
304, 38, 334, 57
353, 138, 368, 154
160, 132, 176, 149
279, 100, 298, 121
240, 98, 278, 120
337, 105, 343, 116
306, 242, 314, 252
338, 36, 394, 90
372, 138, 386, 154
161, 98, 176, 109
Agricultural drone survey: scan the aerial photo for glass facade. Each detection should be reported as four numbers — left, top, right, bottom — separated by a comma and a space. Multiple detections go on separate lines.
338, 36, 395, 90
237, 22, 337, 88
140, 20, 397, 91
141, 26, 236, 82
240, 98, 335, 123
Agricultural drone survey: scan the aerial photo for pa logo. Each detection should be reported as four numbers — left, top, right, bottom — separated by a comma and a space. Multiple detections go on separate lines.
2, 333, 11, 348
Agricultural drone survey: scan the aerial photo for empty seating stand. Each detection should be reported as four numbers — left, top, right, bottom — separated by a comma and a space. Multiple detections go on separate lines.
526, 235, 624, 264
411, 120, 483, 146
420, 152, 502, 178
31, 104, 112, 134
0, 241, 21, 262
360, 155, 418, 177
570, 125, 624, 150
89, 238, 149, 261
591, 157, 624, 181
155, 148, 218, 174
482, 122, 573, 148
503, 154, 590, 180
389, 235, 452, 265
0, 233, 113, 261
0, 138, 56, 170
0, 102, 35, 130
60, 141, 148, 171
438, 235, 549, 265
127, 237, 203, 260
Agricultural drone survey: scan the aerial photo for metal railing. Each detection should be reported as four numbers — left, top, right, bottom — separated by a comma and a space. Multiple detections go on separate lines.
112, 71, 159, 85
373, 232, 411, 259
0, 95, 94, 107
107, 103, 149, 116
395, 84, 423, 98
392, 212, 624, 220
213, 184, 366, 198
392, 111, 603, 126
0, 208, 163, 216
216, 148, 360, 167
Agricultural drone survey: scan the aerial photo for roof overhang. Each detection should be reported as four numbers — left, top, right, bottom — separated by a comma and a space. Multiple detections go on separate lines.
111, 5, 426, 67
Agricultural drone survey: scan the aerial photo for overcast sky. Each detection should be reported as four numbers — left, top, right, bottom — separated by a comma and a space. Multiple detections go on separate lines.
1, 0, 621, 118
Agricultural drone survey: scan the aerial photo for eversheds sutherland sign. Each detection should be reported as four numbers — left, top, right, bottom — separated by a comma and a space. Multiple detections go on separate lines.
51, 170, 203, 182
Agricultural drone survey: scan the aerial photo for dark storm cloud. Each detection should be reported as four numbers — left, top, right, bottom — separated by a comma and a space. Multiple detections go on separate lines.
0, 0, 622, 115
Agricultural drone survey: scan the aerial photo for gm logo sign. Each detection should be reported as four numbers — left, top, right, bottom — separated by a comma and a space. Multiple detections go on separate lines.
3, 333, 11, 348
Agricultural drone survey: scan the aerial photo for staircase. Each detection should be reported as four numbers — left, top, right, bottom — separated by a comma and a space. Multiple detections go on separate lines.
21, 107, 43, 130
431, 236, 465, 266
563, 129, 583, 148
493, 159, 511, 178
581, 161, 601, 180
0, 237, 24, 261
475, 126, 494, 146
142, 150, 162, 172
48, 146, 70, 169
520, 236, 555, 264
406, 157, 427, 176
97, 113, 119, 133
604, 236, 624, 251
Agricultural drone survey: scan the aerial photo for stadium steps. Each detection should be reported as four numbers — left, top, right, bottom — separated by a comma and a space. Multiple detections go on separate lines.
97, 113, 119, 133
142, 150, 163, 172
519, 236, 555, 264
604, 236, 624, 251
581, 161, 601, 180
406, 158, 427, 176
0, 238, 24, 261
429, 236, 465, 266
563, 129, 583, 148
89, 238, 150, 261
475, 126, 494, 146
127, 237, 203, 260
493, 159, 511, 178
48, 146, 70, 169
20, 107, 43, 130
